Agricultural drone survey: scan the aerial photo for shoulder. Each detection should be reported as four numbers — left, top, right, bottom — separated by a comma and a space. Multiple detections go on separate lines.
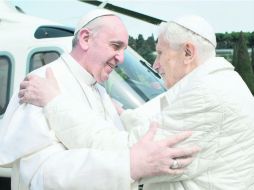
29, 57, 63, 78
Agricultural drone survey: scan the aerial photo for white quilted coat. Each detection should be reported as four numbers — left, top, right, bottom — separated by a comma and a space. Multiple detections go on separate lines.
121, 57, 254, 190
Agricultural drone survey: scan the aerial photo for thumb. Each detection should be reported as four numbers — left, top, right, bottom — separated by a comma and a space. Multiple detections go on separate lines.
46, 67, 55, 80
46, 67, 59, 90
143, 121, 159, 141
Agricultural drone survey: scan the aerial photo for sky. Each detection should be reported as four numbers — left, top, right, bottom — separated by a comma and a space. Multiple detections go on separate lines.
10, 0, 254, 38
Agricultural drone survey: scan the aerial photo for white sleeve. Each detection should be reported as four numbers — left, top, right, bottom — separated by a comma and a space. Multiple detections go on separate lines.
43, 95, 130, 150
30, 148, 133, 190
120, 109, 149, 132
0, 93, 53, 166
133, 88, 221, 184
120, 93, 162, 132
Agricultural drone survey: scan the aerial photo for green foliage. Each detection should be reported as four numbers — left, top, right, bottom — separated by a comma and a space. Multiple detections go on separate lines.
216, 32, 254, 49
233, 32, 254, 94
250, 32, 254, 71
232, 44, 238, 67
128, 36, 136, 50
252, 47, 254, 71
216, 32, 237, 49
128, 34, 156, 65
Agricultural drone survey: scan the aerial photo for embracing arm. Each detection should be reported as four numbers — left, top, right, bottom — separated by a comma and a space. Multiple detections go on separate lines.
43, 93, 129, 150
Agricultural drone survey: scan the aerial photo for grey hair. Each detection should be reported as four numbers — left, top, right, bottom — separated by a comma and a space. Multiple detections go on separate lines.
72, 15, 120, 48
158, 22, 216, 63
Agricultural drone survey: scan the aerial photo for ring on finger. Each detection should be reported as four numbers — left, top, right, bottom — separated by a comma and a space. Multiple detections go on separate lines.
170, 159, 180, 169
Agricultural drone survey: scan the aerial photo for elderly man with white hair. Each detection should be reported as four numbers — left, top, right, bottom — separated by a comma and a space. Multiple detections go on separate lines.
17, 14, 254, 189
120, 15, 254, 189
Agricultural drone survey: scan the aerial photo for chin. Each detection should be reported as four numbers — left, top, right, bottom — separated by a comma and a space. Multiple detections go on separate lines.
101, 76, 109, 82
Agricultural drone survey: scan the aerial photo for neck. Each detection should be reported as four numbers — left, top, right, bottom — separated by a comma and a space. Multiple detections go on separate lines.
70, 49, 90, 73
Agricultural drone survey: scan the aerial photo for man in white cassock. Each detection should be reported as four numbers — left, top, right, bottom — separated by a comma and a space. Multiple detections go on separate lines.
19, 15, 254, 189
0, 10, 198, 190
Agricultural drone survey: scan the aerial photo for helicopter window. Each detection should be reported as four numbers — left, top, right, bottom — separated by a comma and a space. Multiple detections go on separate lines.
29, 51, 60, 72
0, 56, 11, 115
34, 26, 74, 39
103, 50, 166, 109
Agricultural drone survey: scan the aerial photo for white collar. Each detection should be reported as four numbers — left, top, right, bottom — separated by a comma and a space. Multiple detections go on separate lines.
61, 53, 96, 86
164, 57, 233, 104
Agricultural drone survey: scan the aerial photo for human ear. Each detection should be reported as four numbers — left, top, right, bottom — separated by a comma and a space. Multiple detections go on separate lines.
184, 42, 195, 64
78, 28, 90, 51
185, 48, 191, 56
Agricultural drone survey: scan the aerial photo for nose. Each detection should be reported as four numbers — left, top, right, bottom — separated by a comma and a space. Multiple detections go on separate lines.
115, 49, 125, 64
153, 59, 160, 72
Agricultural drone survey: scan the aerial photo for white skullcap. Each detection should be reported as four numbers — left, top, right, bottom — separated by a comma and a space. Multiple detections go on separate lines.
74, 9, 115, 35
171, 15, 217, 47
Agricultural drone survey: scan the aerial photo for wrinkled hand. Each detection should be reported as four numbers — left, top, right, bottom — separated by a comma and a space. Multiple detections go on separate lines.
130, 122, 200, 180
18, 68, 60, 107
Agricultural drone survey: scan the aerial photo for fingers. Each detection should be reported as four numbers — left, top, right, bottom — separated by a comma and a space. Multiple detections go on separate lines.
163, 131, 192, 147
20, 75, 35, 90
176, 157, 194, 168
20, 74, 40, 90
169, 157, 193, 169
19, 75, 38, 104
19, 90, 31, 104
168, 146, 201, 158
18, 89, 25, 98
24, 74, 36, 81
167, 169, 185, 175
18, 68, 56, 107
158, 157, 194, 175
23, 75, 31, 81
19, 81, 29, 90
158, 164, 186, 175
165, 157, 194, 175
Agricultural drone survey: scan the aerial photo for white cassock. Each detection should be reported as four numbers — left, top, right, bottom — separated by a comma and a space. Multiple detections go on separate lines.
0, 53, 133, 190
121, 57, 254, 190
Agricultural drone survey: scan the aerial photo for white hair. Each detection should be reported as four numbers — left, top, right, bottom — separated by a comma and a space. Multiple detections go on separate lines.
158, 22, 216, 63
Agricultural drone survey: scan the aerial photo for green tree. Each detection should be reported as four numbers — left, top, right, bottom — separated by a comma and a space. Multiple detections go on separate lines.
233, 32, 254, 94
136, 34, 145, 55
145, 34, 156, 52
131, 34, 156, 65
249, 32, 254, 71
249, 32, 254, 48
216, 33, 228, 49
215, 32, 254, 50
224, 32, 233, 48
143, 35, 156, 64
232, 43, 238, 67
252, 48, 254, 71
128, 36, 136, 50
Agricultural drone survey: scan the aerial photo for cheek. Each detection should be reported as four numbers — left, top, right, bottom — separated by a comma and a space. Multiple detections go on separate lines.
164, 61, 178, 87
165, 66, 173, 84
163, 60, 173, 76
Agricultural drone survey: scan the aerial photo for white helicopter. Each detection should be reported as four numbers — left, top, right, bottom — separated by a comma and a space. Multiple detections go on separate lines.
0, 1, 165, 189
